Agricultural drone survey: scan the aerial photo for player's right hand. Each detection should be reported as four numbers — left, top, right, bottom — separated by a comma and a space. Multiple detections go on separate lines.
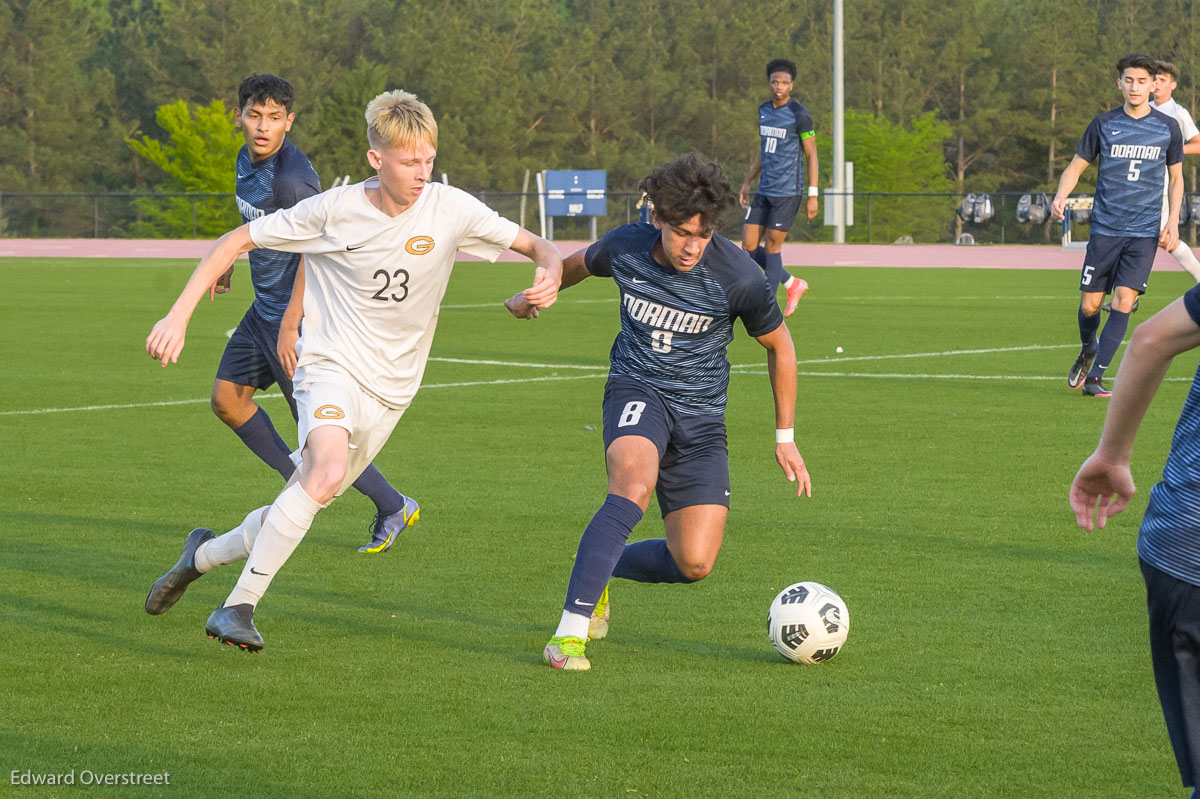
277, 325, 300, 378
1069, 451, 1135, 531
1050, 196, 1066, 221
146, 316, 187, 367
504, 292, 539, 320
738, 186, 751, 209
209, 266, 234, 301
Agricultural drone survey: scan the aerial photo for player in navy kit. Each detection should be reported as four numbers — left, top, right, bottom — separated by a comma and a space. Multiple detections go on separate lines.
1052, 54, 1184, 397
506, 154, 812, 671
1070, 286, 1200, 798
212, 74, 418, 554
739, 58, 818, 318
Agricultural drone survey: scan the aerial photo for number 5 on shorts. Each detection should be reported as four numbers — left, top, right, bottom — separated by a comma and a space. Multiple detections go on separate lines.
618, 401, 646, 428
1082, 264, 1094, 286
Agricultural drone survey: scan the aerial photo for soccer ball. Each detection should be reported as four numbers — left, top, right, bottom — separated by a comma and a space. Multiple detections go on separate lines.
767, 581, 849, 664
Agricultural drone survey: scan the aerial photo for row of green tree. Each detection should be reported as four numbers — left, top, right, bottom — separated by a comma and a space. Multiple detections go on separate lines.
3, 0, 1197, 241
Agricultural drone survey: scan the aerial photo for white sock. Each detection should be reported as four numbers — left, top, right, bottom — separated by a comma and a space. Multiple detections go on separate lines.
1171, 242, 1200, 282
224, 483, 324, 609
554, 609, 591, 640
782, 276, 795, 288
194, 506, 268, 573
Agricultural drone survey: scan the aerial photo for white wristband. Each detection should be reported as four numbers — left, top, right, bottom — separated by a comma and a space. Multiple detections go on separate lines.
775, 428, 794, 444
807, 186, 819, 198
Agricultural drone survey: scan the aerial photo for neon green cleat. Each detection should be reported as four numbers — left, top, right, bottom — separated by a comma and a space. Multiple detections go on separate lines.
589, 583, 610, 640
543, 635, 590, 671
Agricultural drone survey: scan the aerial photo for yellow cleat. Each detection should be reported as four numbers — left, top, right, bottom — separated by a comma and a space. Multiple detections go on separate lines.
589, 583, 610, 640
543, 636, 590, 671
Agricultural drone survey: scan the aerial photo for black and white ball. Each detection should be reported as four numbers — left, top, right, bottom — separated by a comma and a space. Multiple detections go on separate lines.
767, 581, 850, 664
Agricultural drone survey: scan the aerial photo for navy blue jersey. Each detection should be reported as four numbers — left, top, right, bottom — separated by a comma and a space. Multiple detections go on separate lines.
585, 223, 784, 416
1077, 107, 1182, 238
757, 99, 815, 197
234, 138, 322, 323
1137, 284, 1200, 589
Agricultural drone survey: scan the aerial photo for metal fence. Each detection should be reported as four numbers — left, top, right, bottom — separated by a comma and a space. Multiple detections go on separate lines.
1, 189, 1186, 245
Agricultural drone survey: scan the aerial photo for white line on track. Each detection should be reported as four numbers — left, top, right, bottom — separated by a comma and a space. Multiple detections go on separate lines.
0, 343, 1173, 417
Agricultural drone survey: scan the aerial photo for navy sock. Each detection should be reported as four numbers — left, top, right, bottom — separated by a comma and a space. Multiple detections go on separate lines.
1078, 307, 1101, 351
748, 245, 767, 267
764, 251, 785, 290
563, 494, 643, 616
1089, 309, 1130, 378
233, 407, 295, 480
613, 538, 696, 583
351, 464, 404, 515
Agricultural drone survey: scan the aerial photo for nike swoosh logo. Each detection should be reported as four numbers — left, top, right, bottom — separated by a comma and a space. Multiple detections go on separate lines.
346, 244, 367, 251
237, 173, 251, 180
724, 490, 731, 496
250, 567, 270, 576
547, 651, 568, 668
574, 599, 595, 607
631, 278, 647, 284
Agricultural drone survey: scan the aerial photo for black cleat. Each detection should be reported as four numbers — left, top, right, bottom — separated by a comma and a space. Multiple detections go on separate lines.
205, 603, 263, 652
145, 528, 214, 615
1082, 376, 1113, 398
1068, 349, 1097, 389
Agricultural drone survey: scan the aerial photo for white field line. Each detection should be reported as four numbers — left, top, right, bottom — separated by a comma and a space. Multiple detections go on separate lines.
1, 343, 1176, 417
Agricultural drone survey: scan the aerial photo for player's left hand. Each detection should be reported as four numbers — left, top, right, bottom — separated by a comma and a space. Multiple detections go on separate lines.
209, 266, 234, 301
522, 266, 560, 311
1159, 224, 1180, 252
805, 196, 819, 221
504, 292, 539, 320
1069, 451, 1135, 531
776, 443, 811, 498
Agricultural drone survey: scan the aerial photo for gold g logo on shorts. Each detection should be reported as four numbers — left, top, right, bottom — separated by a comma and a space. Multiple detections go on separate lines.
405, 236, 434, 255
314, 405, 345, 420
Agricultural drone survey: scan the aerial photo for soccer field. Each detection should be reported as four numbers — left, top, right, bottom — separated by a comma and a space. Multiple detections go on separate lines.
3, 256, 1197, 798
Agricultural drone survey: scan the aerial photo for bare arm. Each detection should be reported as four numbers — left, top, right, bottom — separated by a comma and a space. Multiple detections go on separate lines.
277, 259, 305, 379
145, 224, 257, 367
1162, 161, 1184, 251
802, 135, 819, 220
505, 248, 588, 319
1050, 155, 1092, 220
1184, 135, 1200, 156
756, 321, 811, 497
740, 149, 762, 209
1070, 298, 1200, 530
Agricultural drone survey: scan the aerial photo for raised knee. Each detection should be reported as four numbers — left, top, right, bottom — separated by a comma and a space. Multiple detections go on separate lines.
678, 561, 712, 582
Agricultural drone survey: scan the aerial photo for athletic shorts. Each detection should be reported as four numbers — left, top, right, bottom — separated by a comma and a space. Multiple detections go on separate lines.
215, 305, 298, 420
290, 361, 406, 498
745, 193, 803, 232
601, 375, 729, 517
1080, 235, 1156, 295
1140, 558, 1200, 788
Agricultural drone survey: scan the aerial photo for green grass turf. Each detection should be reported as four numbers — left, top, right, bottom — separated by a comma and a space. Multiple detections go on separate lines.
2, 256, 1197, 797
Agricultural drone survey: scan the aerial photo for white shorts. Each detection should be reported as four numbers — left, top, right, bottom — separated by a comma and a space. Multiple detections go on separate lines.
290, 361, 407, 497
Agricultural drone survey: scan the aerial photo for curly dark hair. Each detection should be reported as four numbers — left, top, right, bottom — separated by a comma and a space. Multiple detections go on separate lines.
1116, 53, 1156, 76
766, 58, 797, 80
238, 73, 295, 112
638, 154, 736, 231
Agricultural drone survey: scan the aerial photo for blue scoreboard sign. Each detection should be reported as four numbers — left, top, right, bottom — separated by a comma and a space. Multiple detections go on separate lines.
544, 170, 606, 217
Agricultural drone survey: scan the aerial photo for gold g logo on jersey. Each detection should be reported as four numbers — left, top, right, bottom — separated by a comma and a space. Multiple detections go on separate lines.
405, 236, 434, 255
314, 405, 345, 420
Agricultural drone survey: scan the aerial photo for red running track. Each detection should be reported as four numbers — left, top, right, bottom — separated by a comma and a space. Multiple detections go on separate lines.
0, 238, 1188, 270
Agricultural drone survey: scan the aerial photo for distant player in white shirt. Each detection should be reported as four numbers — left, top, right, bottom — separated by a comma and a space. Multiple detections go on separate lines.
1153, 61, 1200, 281
143, 90, 562, 651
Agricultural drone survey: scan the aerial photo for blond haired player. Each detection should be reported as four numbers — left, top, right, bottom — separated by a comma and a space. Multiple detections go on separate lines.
143, 90, 562, 651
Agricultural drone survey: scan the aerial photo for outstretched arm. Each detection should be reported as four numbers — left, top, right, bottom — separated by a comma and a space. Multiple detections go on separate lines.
756, 321, 811, 498
1050, 155, 1091, 220
146, 225, 257, 367
505, 247, 590, 319
1070, 297, 1200, 530
507, 228, 562, 312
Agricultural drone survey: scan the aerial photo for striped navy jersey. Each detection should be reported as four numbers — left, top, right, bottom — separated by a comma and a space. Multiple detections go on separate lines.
1138, 284, 1200, 589
585, 223, 784, 416
757, 99, 815, 197
234, 138, 322, 324
1076, 107, 1182, 238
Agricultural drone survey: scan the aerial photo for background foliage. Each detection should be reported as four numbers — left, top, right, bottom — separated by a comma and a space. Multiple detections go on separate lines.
3, 0, 1200, 239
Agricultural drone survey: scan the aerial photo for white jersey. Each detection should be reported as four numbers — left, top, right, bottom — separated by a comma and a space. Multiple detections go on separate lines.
249, 179, 519, 408
1152, 97, 1200, 142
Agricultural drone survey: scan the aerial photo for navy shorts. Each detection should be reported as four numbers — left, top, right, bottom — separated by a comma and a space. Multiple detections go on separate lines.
601, 376, 730, 517
1080, 235, 1157, 295
215, 305, 298, 420
745, 193, 803, 232
1140, 558, 1200, 788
